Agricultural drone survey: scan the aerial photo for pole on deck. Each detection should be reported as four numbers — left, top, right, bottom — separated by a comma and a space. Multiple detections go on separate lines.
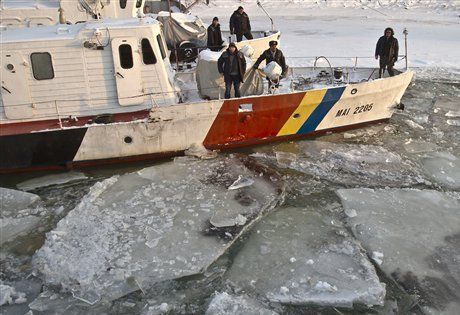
403, 28, 408, 70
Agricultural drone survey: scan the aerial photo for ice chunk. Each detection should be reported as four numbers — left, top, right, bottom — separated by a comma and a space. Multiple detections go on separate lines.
434, 96, 458, 112
445, 110, 460, 118
184, 143, 218, 160
225, 206, 385, 308
421, 152, 460, 189
0, 282, 27, 306
16, 171, 88, 191
446, 119, 460, 126
0, 187, 40, 212
33, 157, 283, 304
337, 188, 460, 312
228, 175, 254, 190
404, 119, 424, 130
403, 139, 438, 154
205, 292, 277, 315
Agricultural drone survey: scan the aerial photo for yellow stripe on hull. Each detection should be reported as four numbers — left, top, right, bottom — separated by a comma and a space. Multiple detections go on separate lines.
277, 89, 328, 136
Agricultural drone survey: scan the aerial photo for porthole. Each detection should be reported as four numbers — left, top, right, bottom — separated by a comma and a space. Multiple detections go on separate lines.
293, 113, 301, 119
6, 64, 14, 70
351, 88, 358, 95
124, 136, 133, 144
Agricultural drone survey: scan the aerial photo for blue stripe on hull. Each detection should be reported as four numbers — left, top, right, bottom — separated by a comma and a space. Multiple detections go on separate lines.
297, 86, 346, 134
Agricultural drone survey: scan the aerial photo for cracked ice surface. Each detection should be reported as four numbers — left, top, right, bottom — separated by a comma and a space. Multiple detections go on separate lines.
264, 141, 424, 187
205, 292, 277, 315
336, 188, 460, 313
225, 206, 385, 308
33, 157, 283, 304
16, 171, 88, 191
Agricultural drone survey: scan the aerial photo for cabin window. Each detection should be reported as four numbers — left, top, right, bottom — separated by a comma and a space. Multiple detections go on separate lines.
120, 0, 127, 9
136, 0, 143, 8
119, 44, 134, 69
141, 39, 157, 65
157, 35, 167, 60
30, 52, 54, 80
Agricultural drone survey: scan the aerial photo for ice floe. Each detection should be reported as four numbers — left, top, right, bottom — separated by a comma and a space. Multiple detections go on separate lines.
16, 171, 88, 191
421, 152, 460, 190
259, 141, 424, 187
0, 282, 27, 306
337, 188, 460, 313
0, 187, 40, 212
224, 206, 385, 308
33, 157, 284, 304
205, 292, 277, 315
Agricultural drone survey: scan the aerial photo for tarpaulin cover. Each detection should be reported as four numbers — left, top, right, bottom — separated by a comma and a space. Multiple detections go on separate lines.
156, 11, 207, 49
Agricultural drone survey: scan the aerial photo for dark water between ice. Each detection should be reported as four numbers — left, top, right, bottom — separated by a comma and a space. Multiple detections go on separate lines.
1, 76, 459, 315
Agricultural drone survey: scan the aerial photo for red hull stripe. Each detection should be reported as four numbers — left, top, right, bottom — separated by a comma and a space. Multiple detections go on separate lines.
203, 92, 305, 147
0, 110, 149, 136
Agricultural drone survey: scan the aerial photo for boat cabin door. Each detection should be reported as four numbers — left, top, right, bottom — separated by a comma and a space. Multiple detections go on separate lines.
1, 52, 33, 119
111, 38, 144, 106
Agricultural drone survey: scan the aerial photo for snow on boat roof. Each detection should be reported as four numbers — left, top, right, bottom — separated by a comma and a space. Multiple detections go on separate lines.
0, 0, 59, 10
1, 17, 160, 43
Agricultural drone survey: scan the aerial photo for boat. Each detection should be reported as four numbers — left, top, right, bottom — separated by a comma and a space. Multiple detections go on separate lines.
0, 17, 414, 173
0, 0, 147, 28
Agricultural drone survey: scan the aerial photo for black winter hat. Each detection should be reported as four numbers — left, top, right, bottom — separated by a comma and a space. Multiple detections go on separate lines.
269, 40, 278, 46
228, 42, 237, 48
238, 6, 244, 10
213, 17, 219, 21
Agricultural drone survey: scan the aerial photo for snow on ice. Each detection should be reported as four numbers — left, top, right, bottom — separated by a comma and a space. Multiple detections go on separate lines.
336, 188, 460, 313
224, 206, 385, 308
32, 156, 284, 305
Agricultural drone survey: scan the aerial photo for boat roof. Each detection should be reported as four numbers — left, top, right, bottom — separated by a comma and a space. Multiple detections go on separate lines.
1, 17, 160, 43
0, 0, 59, 10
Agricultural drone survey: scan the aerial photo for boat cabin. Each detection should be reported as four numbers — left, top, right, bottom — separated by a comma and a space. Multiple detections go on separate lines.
0, 17, 178, 122
0, 0, 146, 28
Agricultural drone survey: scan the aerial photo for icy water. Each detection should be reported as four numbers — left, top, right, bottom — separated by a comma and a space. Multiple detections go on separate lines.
1, 76, 459, 315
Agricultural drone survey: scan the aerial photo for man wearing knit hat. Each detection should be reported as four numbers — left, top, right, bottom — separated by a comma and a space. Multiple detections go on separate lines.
230, 6, 253, 42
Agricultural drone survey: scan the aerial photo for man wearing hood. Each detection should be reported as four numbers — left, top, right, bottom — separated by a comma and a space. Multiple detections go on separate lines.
207, 17, 223, 52
218, 43, 246, 99
230, 6, 253, 42
375, 27, 399, 78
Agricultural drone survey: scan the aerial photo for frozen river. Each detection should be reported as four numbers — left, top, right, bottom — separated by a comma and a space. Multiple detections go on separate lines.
1, 77, 459, 314
1, 2, 460, 314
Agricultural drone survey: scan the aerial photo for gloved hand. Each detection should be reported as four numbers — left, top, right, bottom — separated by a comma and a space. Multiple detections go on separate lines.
230, 30, 234, 35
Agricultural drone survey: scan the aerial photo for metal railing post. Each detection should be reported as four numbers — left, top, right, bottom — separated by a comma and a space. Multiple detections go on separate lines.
403, 28, 408, 70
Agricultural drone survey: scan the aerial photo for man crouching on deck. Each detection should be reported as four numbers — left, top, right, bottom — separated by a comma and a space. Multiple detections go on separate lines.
253, 40, 288, 92
218, 42, 246, 99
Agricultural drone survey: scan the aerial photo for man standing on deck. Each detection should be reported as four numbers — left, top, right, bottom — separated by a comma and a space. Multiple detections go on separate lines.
253, 40, 288, 92
218, 43, 246, 99
230, 6, 253, 42
207, 17, 224, 52
375, 27, 399, 78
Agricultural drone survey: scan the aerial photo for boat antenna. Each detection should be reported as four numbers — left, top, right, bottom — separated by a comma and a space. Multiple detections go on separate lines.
256, 1, 274, 32
403, 28, 408, 70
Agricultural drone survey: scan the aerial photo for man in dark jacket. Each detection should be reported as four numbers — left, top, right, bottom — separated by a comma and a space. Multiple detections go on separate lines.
253, 40, 288, 91
375, 27, 399, 78
218, 43, 246, 99
207, 17, 223, 52
230, 6, 253, 42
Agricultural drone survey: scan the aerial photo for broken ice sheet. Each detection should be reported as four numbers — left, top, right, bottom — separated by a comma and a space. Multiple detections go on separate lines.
421, 152, 460, 190
225, 206, 385, 308
33, 157, 283, 304
205, 292, 277, 315
336, 188, 460, 313
16, 171, 88, 191
0, 187, 45, 246
265, 141, 424, 187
